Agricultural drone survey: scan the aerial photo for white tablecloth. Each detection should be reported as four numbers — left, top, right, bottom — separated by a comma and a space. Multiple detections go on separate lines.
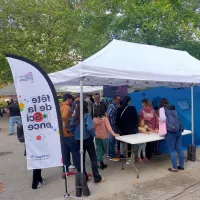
116, 130, 191, 145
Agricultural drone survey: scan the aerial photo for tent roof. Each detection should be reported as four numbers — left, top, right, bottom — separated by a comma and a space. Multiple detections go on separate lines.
49, 39, 200, 87
0, 84, 102, 96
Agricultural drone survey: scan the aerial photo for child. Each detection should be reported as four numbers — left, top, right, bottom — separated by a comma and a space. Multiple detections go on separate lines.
93, 110, 120, 169
138, 118, 159, 163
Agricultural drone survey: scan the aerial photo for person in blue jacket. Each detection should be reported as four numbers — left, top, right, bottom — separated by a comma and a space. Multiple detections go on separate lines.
70, 101, 105, 184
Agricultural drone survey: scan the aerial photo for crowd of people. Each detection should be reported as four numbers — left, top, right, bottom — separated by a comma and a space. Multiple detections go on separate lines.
59, 92, 185, 191
3, 92, 185, 191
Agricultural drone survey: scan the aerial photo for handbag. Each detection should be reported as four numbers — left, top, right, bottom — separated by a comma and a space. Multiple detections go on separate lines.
158, 108, 167, 136
120, 106, 129, 118
17, 124, 25, 143
158, 121, 167, 136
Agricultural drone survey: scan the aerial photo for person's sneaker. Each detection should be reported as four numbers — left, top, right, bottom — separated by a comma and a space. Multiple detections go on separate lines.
137, 158, 143, 163
178, 166, 184, 170
100, 163, 108, 170
143, 157, 148, 162
110, 157, 120, 162
96, 177, 105, 184
126, 160, 131, 165
86, 173, 92, 182
68, 165, 75, 169
37, 181, 46, 189
62, 171, 77, 179
120, 155, 126, 159
67, 171, 77, 176
107, 155, 110, 158
8, 133, 14, 136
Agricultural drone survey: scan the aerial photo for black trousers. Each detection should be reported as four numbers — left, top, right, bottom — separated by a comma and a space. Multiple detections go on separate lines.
32, 169, 42, 189
77, 137, 102, 183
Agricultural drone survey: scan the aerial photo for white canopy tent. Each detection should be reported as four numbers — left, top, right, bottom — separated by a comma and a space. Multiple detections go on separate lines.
50, 39, 200, 88
50, 39, 200, 143
49, 39, 200, 174
0, 84, 103, 96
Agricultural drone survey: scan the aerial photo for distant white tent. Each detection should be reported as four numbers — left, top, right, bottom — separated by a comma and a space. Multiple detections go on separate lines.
0, 84, 102, 96
0, 84, 16, 96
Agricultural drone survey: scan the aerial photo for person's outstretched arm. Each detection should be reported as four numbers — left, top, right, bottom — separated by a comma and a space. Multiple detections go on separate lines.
104, 117, 119, 137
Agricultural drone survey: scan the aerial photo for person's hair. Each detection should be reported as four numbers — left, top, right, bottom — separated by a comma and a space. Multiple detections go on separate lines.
160, 98, 169, 107
138, 119, 144, 127
113, 95, 120, 100
122, 96, 131, 109
63, 93, 73, 102
73, 101, 88, 126
154, 106, 158, 110
141, 98, 148, 104
146, 100, 152, 107
94, 107, 105, 118
94, 93, 100, 96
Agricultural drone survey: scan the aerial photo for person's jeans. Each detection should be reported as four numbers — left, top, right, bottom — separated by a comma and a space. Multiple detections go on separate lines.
165, 132, 184, 169
108, 124, 118, 158
9, 116, 22, 134
77, 137, 102, 183
63, 137, 80, 173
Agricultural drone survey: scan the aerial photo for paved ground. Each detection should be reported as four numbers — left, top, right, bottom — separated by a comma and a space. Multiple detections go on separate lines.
1, 116, 200, 200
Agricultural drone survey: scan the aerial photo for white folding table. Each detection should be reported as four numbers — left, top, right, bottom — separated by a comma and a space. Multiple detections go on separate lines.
116, 130, 191, 178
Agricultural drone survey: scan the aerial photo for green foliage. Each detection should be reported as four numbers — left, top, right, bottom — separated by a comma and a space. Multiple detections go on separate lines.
0, 101, 7, 108
0, 0, 200, 85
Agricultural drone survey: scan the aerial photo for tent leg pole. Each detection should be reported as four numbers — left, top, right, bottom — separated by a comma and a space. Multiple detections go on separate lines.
80, 77, 84, 173
78, 77, 90, 197
191, 85, 194, 145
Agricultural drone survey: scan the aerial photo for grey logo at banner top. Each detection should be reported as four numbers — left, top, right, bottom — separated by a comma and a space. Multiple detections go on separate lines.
19, 72, 34, 83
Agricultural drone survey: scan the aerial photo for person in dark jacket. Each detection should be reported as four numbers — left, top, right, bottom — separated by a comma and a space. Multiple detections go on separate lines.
91, 93, 107, 119
7, 99, 22, 136
116, 96, 138, 158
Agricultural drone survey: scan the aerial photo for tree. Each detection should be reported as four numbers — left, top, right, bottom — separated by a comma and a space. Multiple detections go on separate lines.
0, 0, 200, 86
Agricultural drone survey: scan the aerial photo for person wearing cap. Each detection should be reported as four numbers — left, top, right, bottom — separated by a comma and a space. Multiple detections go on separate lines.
60, 93, 80, 177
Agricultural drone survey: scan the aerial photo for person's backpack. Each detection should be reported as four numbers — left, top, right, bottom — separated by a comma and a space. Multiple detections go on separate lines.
165, 105, 182, 133
17, 124, 25, 143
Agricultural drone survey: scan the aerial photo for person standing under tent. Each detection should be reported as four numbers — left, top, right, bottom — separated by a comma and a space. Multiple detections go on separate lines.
139, 99, 159, 159
70, 101, 105, 184
89, 95, 94, 103
91, 93, 107, 119
85, 94, 93, 114
72, 94, 80, 115
93, 108, 120, 169
159, 98, 184, 172
106, 95, 121, 162
116, 100, 123, 154
116, 96, 138, 160
7, 99, 22, 136
60, 93, 80, 177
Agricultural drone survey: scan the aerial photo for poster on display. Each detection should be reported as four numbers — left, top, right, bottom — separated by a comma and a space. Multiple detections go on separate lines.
103, 85, 128, 99
6, 55, 63, 170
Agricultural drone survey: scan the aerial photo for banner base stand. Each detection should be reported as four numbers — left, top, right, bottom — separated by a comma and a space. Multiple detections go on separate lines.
63, 193, 90, 200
